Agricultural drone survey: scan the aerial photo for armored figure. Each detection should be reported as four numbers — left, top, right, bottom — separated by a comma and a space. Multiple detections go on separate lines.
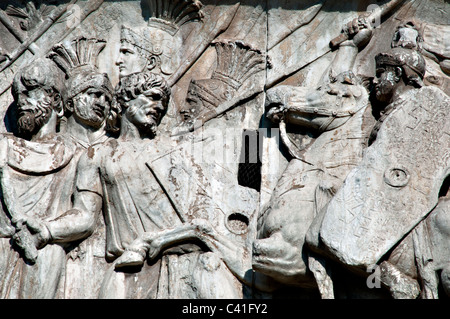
0, 0, 448, 301
48, 36, 117, 298
49, 36, 117, 147
309, 23, 450, 299
20, 71, 243, 298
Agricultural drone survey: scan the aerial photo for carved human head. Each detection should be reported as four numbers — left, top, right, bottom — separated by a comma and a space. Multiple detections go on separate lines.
49, 37, 116, 131
12, 58, 64, 138
116, 26, 163, 78
115, 71, 171, 137
374, 47, 425, 103
65, 69, 114, 130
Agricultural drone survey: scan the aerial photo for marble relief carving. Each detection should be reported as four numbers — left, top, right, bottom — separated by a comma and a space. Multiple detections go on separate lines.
180, 39, 267, 129
0, 0, 448, 300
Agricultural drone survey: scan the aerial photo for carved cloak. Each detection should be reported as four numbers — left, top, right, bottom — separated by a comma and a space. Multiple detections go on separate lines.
0, 133, 77, 299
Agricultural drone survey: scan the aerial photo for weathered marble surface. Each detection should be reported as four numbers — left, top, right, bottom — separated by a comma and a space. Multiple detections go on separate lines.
0, 0, 448, 299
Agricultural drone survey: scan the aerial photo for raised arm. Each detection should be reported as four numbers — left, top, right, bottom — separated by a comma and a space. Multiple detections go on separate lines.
326, 17, 373, 79
266, 17, 373, 126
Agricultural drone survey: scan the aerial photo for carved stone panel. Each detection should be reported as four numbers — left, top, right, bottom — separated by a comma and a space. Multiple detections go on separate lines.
0, 0, 449, 300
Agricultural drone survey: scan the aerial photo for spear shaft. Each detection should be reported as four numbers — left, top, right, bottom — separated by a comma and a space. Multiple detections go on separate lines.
0, 10, 39, 55
330, 0, 407, 49
0, 0, 78, 73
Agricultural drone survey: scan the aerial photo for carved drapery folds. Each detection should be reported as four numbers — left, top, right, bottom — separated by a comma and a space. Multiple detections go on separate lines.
0, 0, 449, 300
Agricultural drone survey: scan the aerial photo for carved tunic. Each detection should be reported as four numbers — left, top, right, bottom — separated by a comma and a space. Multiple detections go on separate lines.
77, 138, 241, 298
0, 133, 77, 299
1, 135, 77, 222
76, 138, 183, 260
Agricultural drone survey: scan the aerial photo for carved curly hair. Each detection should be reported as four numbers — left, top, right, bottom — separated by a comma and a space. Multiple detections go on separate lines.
12, 58, 65, 115
111, 71, 171, 132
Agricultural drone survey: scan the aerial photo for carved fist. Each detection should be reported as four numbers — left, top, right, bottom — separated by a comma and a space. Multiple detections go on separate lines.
13, 217, 51, 248
191, 218, 213, 235
114, 250, 146, 269
266, 105, 286, 123
115, 237, 151, 269
252, 232, 307, 283
343, 17, 373, 48
12, 227, 38, 263
11, 217, 51, 263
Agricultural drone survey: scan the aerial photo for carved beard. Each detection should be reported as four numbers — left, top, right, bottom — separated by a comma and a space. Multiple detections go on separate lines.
374, 81, 396, 103
126, 104, 158, 138
17, 103, 52, 137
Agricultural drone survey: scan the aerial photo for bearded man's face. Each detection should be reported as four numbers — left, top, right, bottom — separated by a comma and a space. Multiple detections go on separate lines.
125, 90, 166, 137
373, 65, 401, 104
16, 86, 54, 137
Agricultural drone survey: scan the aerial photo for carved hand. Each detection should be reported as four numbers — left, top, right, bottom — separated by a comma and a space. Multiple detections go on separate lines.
115, 219, 214, 270
114, 236, 155, 269
114, 248, 146, 269
15, 217, 51, 247
191, 218, 214, 236
11, 226, 38, 263
11, 216, 51, 263
342, 17, 373, 48
252, 232, 306, 283
266, 105, 286, 123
